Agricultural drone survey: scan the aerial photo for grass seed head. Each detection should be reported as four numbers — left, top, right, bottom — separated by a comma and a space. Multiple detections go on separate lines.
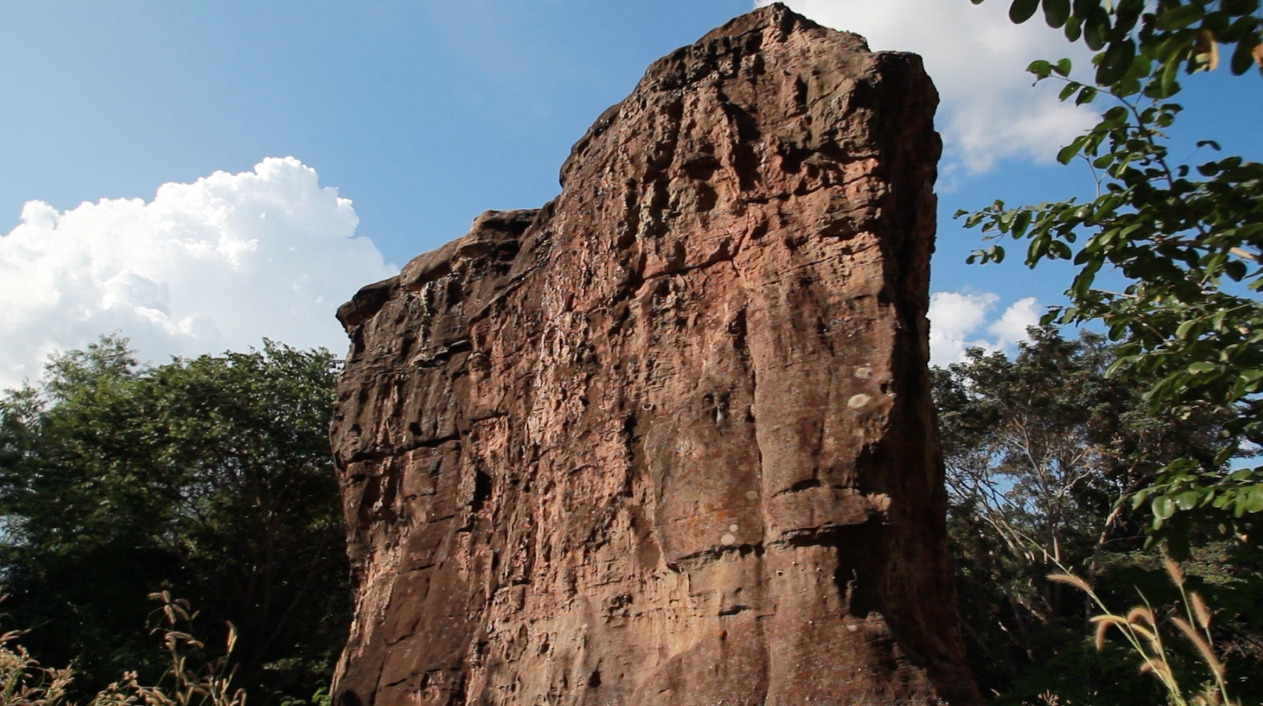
1127, 606, 1157, 627
1047, 573, 1092, 593
1163, 557, 1185, 586
1191, 591, 1212, 629
1172, 616, 1225, 679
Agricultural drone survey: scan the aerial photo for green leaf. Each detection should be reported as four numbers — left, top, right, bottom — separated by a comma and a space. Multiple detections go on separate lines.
1175, 491, 1200, 510
1231, 39, 1258, 75
1029, 234, 1051, 263
1010, 0, 1041, 24
1083, 9, 1110, 51
1105, 354, 1139, 377
1057, 138, 1084, 164
1028, 59, 1054, 78
1102, 105, 1128, 125
1235, 490, 1254, 517
1161, 54, 1182, 97
1153, 496, 1176, 520
1049, 240, 1073, 259
1042, 0, 1071, 27
1098, 39, 1137, 85
1188, 362, 1220, 374
1064, 14, 1083, 42
1246, 487, 1263, 514
1013, 210, 1033, 238
1156, 4, 1206, 30
1219, 0, 1257, 13
998, 209, 1016, 231
1240, 368, 1263, 383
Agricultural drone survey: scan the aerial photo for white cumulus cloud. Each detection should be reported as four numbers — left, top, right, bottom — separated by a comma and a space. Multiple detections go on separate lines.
0, 157, 398, 389
928, 291, 1042, 365
757, 0, 1098, 175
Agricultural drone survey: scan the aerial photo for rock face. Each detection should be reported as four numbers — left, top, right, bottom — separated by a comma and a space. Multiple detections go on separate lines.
330, 5, 979, 705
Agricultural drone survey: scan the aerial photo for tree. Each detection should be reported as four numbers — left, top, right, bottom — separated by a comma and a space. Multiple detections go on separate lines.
938, 327, 1227, 570
0, 336, 350, 705
934, 327, 1262, 702
961, 0, 1263, 554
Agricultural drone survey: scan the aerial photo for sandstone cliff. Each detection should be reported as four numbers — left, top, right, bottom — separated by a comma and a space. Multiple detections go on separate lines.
330, 4, 979, 704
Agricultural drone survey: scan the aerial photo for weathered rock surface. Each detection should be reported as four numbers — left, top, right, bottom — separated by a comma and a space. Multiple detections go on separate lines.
330, 5, 979, 705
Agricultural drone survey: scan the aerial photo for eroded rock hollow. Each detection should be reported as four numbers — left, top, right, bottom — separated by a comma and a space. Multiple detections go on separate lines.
330, 5, 979, 705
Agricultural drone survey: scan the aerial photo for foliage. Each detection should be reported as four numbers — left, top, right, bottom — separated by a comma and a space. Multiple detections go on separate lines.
0, 630, 72, 706
1050, 559, 1240, 706
934, 328, 1263, 702
1, 593, 246, 706
98, 593, 247, 706
0, 337, 349, 705
937, 326, 1227, 563
962, 0, 1263, 554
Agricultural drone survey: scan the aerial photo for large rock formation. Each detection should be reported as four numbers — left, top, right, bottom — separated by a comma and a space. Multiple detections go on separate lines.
330, 5, 979, 705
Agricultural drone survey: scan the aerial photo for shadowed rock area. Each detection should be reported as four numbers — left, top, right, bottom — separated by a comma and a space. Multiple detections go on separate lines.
329, 4, 980, 705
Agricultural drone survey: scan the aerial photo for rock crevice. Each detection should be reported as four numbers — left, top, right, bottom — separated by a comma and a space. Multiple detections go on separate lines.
331, 5, 979, 705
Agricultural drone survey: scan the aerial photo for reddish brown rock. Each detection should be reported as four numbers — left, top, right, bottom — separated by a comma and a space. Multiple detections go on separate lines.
330, 4, 979, 705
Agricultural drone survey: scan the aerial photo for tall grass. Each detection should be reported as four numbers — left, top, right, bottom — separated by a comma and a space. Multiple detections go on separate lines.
0, 594, 245, 706
1049, 558, 1238, 706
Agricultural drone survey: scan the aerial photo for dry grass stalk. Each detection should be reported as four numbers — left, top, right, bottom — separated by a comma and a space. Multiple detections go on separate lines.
1091, 615, 1127, 651
1127, 606, 1157, 627
0, 595, 245, 706
1172, 617, 1225, 680
1046, 572, 1092, 593
1047, 560, 1239, 706
1164, 557, 1186, 586
1191, 591, 1213, 630
0, 633, 73, 706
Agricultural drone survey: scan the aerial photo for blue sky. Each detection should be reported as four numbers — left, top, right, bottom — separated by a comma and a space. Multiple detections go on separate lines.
1, 0, 1259, 386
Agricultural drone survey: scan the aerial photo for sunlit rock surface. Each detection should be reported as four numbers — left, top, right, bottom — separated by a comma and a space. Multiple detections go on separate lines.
330, 4, 980, 704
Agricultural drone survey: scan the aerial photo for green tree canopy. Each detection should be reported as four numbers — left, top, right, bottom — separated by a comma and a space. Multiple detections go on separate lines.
962, 0, 1263, 554
0, 336, 350, 705
935, 327, 1262, 703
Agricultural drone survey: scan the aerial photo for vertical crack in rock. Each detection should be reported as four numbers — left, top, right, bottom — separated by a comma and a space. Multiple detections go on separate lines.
330, 4, 981, 705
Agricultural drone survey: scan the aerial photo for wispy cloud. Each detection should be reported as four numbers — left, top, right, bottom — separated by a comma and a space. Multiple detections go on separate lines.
0, 157, 397, 389
757, 0, 1097, 176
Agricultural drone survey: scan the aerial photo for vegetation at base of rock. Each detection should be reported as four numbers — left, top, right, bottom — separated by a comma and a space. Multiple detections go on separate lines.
936, 328, 1263, 704
0, 592, 260, 706
1050, 559, 1240, 706
1, 330, 1258, 705
0, 337, 349, 706
961, 0, 1263, 556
